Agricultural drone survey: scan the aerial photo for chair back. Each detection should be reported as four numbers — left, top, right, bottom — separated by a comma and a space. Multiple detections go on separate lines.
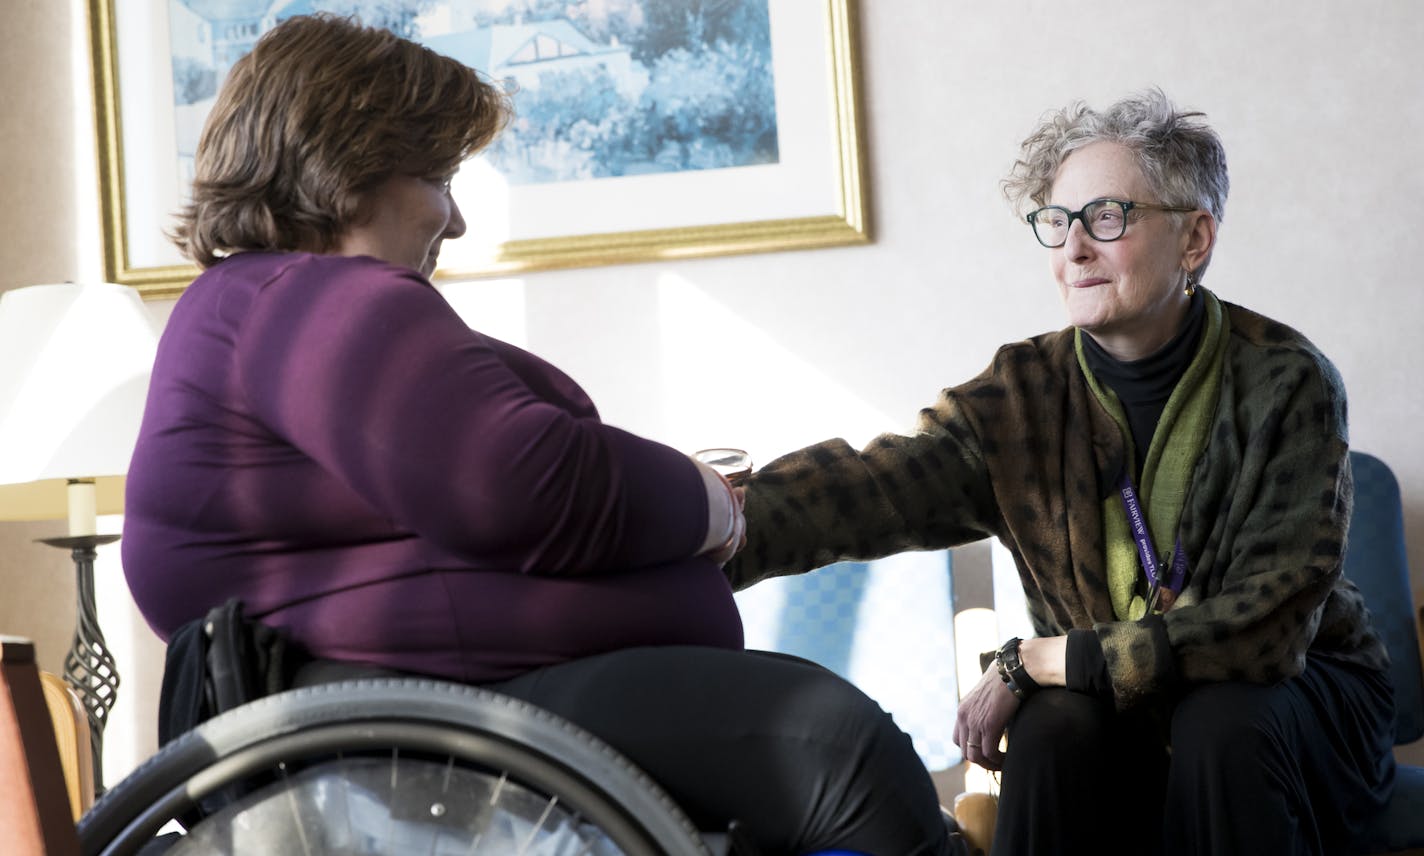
1343, 451, 1424, 745
1, 636, 81, 855
41, 672, 94, 820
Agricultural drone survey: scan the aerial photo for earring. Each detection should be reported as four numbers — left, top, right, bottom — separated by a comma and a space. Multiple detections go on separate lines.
1184, 269, 1200, 297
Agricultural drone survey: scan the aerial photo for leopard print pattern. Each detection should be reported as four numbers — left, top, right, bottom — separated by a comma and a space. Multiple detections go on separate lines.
728, 301, 1388, 708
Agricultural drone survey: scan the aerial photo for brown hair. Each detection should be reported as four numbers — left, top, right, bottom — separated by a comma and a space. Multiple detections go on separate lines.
171, 14, 511, 268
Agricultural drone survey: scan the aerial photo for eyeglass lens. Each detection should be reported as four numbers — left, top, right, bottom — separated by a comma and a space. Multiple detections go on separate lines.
1031, 200, 1129, 247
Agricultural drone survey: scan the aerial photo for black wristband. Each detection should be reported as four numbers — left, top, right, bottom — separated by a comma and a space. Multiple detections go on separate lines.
995, 637, 1041, 699
994, 651, 1025, 699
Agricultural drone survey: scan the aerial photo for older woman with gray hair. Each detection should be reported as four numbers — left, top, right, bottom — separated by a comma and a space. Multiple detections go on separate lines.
728, 88, 1395, 854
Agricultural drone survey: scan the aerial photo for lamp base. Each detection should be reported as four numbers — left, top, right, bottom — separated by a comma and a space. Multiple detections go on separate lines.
39, 533, 121, 792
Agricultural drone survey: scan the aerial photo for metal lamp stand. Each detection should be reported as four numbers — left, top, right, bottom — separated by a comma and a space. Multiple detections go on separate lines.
39, 533, 121, 791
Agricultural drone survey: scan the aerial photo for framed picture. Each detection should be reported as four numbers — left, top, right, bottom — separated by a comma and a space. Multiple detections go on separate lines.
89, 0, 869, 299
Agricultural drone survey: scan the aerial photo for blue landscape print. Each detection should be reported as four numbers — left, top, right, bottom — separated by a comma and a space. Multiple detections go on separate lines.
168, 0, 780, 186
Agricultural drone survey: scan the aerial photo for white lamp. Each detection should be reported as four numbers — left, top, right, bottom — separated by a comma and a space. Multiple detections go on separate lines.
0, 282, 159, 789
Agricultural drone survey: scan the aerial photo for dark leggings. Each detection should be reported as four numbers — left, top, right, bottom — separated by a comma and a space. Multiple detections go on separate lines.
302, 646, 952, 855
489, 646, 952, 856
992, 655, 1395, 856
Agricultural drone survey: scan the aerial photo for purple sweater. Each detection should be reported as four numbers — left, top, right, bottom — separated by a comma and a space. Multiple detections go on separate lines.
123, 252, 743, 682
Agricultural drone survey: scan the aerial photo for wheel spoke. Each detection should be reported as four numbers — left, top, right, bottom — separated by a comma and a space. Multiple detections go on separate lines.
279, 762, 314, 856
517, 795, 559, 854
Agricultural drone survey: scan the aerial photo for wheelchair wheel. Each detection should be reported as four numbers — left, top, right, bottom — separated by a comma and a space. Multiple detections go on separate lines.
79, 678, 712, 856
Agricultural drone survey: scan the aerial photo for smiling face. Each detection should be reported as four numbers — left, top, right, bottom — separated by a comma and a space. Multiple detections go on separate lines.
1048, 141, 1211, 360
334, 172, 466, 278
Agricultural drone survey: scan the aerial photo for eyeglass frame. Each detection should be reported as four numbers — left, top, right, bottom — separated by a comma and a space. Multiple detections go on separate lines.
1025, 198, 1197, 248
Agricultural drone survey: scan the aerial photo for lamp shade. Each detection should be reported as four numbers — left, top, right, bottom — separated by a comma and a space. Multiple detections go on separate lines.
0, 283, 159, 526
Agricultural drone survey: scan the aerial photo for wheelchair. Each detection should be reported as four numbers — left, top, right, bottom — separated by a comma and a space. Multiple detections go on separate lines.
77, 593, 971, 856
78, 677, 728, 855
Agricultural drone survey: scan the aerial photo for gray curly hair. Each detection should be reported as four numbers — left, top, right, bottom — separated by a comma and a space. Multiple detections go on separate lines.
1003, 88, 1229, 272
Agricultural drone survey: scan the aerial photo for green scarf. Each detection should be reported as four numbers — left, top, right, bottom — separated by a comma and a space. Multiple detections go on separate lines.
1077, 289, 1230, 620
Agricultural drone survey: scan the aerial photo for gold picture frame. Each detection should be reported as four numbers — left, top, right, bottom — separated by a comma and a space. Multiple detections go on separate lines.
89, 0, 869, 299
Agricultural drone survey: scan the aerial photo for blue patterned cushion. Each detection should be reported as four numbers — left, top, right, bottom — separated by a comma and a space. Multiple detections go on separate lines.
735, 551, 961, 770
767, 561, 870, 675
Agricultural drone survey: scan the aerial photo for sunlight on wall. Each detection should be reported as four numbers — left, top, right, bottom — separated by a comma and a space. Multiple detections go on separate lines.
653, 271, 897, 464
438, 277, 529, 347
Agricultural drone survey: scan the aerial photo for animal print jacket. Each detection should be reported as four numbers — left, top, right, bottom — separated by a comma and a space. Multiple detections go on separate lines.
726, 299, 1389, 709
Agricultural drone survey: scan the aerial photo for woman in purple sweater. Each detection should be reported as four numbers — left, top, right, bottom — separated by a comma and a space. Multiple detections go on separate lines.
122, 14, 953, 855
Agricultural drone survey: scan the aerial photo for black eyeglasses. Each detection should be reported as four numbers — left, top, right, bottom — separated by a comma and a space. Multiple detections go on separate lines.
1026, 198, 1195, 248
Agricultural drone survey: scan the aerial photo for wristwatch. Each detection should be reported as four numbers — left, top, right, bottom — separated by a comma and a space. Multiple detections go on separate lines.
995, 637, 1041, 700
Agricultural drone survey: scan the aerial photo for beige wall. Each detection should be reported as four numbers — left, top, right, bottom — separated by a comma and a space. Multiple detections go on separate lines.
4, 0, 1423, 780
0, 1, 88, 674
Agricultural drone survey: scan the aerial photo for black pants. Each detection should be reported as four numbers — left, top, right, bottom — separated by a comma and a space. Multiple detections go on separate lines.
486, 645, 952, 856
992, 655, 1395, 856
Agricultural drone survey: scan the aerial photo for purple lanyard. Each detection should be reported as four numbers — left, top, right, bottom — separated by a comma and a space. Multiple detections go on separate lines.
1118, 472, 1188, 597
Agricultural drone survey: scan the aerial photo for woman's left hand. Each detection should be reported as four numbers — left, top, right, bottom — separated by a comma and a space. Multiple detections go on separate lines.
952, 666, 1019, 771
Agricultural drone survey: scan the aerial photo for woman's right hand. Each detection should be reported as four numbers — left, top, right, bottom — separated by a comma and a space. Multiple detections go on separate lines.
952, 665, 1020, 771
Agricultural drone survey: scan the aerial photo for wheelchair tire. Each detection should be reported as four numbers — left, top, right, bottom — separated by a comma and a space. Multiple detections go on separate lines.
79, 678, 712, 856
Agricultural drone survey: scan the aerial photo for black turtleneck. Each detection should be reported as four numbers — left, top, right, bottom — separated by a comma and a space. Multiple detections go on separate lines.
1064, 289, 1205, 699
1081, 290, 1206, 478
